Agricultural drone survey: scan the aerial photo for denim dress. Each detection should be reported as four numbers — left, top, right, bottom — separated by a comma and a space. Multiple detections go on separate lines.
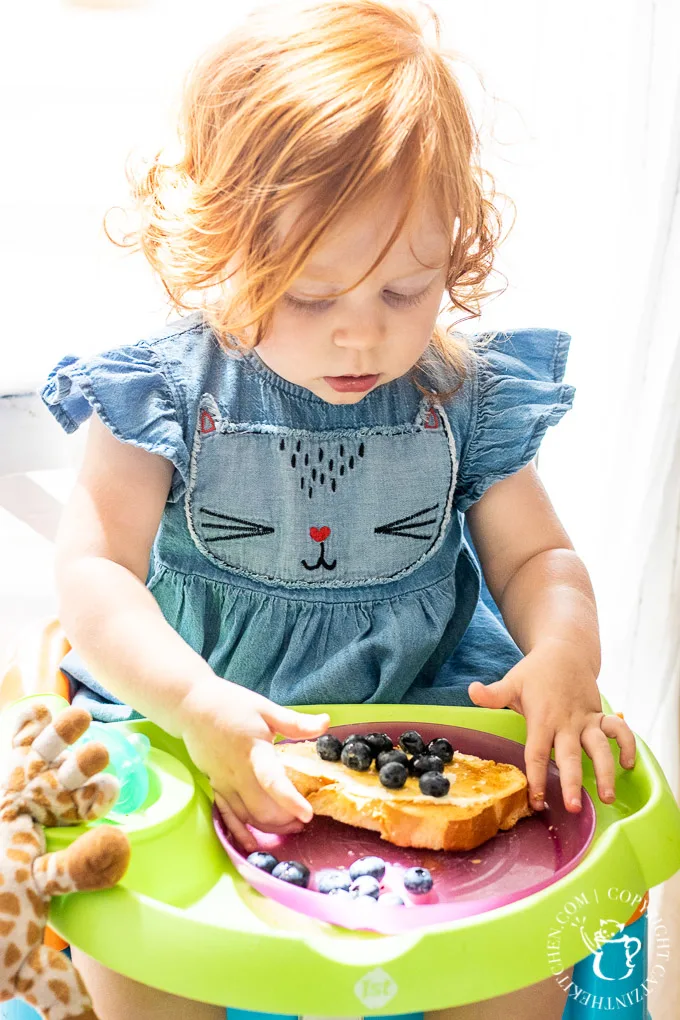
40, 313, 575, 722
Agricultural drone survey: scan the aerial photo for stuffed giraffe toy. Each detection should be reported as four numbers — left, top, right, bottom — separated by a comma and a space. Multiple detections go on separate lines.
0, 702, 132, 1019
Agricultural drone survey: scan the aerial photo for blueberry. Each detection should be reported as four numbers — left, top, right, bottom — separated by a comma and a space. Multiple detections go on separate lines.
271, 861, 310, 887
316, 869, 352, 894
349, 856, 386, 882
419, 771, 450, 797
350, 875, 381, 900
411, 754, 445, 777
376, 748, 409, 771
379, 892, 405, 906
353, 894, 379, 905
247, 851, 278, 873
403, 866, 433, 895
316, 734, 343, 762
399, 730, 426, 756
364, 732, 393, 757
343, 733, 371, 752
427, 737, 454, 763
379, 761, 408, 789
341, 741, 372, 771
327, 887, 352, 899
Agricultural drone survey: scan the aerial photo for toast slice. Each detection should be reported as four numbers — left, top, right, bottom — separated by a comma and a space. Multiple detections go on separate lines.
276, 740, 532, 852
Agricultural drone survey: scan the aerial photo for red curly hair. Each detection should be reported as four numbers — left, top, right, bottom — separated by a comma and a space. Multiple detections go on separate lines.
109, 0, 507, 393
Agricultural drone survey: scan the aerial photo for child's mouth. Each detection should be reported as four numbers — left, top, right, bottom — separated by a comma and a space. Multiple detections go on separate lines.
324, 374, 380, 392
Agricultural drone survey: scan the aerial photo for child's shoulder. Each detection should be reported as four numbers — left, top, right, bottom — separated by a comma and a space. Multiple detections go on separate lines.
442, 326, 575, 512
468, 326, 572, 385
135, 310, 227, 373
140, 309, 217, 346
39, 311, 232, 504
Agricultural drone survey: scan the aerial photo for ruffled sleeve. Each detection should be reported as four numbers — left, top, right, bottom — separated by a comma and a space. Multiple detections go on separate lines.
39, 343, 190, 503
453, 327, 575, 512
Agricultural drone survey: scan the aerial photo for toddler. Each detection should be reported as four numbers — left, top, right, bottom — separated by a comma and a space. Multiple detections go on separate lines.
41, 2, 636, 1018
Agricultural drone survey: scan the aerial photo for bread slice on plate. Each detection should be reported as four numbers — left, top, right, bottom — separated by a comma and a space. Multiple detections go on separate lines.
276, 740, 532, 852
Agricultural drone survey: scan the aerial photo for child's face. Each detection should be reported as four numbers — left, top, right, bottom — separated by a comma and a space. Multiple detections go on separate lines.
251, 190, 450, 404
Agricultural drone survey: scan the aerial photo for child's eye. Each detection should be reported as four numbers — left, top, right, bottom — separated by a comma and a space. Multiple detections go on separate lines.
283, 284, 432, 315
385, 287, 431, 309
283, 295, 335, 314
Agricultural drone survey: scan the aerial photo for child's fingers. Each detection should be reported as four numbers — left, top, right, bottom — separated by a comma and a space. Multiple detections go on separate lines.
580, 725, 616, 804
553, 730, 584, 812
214, 791, 258, 853
250, 742, 314, 824
468, 677, 515, 710
219, 778, 304, 836
523, 724, 555, 811
265, 819, 306, 835
600, 714, 637, 768
261, 704, 330, 740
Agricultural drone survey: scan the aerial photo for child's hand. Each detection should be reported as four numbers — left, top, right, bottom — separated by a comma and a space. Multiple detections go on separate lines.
468, 639, 637, 813
180, 678, 329, 852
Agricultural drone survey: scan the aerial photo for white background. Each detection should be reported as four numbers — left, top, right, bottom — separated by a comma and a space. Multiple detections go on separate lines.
0, 0, 669, 547
1, 4, 679, 1012
2, 0, 676, 698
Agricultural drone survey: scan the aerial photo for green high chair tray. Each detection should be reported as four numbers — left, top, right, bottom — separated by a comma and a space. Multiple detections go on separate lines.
14, 701, 680, 1014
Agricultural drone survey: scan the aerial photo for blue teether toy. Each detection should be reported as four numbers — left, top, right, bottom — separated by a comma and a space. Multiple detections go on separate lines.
75, 723, 151, 814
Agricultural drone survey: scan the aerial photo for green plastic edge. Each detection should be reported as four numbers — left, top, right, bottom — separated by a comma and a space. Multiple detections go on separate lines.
39, 702, 680, 1014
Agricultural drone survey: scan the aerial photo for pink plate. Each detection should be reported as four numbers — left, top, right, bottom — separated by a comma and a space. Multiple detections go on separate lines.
212, 722, 596, 934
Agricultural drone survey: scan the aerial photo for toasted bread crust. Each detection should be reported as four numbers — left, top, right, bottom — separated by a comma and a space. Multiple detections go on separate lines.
278, 741, 532, 851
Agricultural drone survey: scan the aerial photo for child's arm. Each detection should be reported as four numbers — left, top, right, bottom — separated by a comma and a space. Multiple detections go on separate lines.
55, 414, 328, 850
465, 462, 637, 814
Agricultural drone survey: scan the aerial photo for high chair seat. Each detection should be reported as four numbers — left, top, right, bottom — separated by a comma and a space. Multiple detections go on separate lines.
1, 619, 677, 1020
0, 617, 71, 707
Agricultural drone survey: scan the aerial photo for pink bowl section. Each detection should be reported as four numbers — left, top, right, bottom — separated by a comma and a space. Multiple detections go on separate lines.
212, 722, 596, 934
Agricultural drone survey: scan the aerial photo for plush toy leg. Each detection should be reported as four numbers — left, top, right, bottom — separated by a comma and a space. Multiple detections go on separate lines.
13, 946, 98, 1020
33, 828, 131, 897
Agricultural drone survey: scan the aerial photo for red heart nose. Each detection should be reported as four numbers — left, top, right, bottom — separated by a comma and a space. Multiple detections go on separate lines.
310, 526, 331, 543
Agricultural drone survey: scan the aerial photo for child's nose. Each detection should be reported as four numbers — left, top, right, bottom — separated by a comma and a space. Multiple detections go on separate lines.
332, 308, 386, 351
309, 526, 331, 543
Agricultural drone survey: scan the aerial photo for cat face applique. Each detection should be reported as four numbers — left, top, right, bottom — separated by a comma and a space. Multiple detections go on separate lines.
186, 395, 458, 587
